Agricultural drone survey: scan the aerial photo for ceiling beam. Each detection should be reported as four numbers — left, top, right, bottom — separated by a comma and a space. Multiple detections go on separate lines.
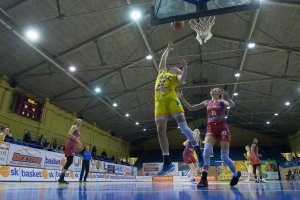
263, 0, 300, 8
213, 35, 300, 55
0, 8, 141, 132
3, 0, 27, 11
51, 33, 195, 101
11, 21, 135, 79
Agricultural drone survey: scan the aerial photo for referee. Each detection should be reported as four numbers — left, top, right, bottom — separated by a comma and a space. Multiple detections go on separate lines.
79, 146, 92, 183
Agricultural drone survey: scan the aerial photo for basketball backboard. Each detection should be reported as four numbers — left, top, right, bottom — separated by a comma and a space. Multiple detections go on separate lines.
151, 0, 260, 25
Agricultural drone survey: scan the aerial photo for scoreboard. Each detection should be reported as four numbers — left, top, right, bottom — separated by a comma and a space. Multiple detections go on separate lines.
12, 93, 44, 121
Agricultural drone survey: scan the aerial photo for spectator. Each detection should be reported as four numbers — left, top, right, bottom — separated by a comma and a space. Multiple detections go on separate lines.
43, 142, 53, 151
53, 139, 58, 149
101, 150, 107, 159
5, 132, 15, 141
44, 139, 49, 147
38, 135, 45, 146
23, 132, 32, 143
0, 127, 9, 144
58, 146, 64, 154
92, 146, 97, 158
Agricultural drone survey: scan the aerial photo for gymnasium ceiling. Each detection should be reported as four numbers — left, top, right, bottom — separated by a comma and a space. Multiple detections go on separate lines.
0, 0, 300, 144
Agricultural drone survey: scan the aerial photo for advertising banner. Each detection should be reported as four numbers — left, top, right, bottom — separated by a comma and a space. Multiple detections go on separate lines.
69, 156, 82, 172
215, 161, 235, 181
104, 163, 116, 174
235, 160, 279, 180
7, 144, 45, 168
0, 166, 20, 181
90, 159, 105, 173
115, 164, 125, 175
279, 165, 300, 180
126, 175, 136, 182
0, 143, 10, 165
20, 168, 56, 181
143, 162, 179, 176
55, 170, 80, 182
87, 172, 107, 182
44, 151, 65, 170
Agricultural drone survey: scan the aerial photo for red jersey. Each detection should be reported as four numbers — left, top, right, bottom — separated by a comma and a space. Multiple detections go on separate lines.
183, 142, 197, 164
206, 100, 226, 123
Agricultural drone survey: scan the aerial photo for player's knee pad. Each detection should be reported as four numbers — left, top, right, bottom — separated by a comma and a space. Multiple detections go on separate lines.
221, 149, 234, 169
177, 121, 195, 141
203, 143, 213, 167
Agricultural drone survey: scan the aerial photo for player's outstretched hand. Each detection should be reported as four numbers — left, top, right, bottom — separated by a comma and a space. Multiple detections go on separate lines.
177, 90, 183, 99
180, 59, 188, 69
167, 41, 174, 50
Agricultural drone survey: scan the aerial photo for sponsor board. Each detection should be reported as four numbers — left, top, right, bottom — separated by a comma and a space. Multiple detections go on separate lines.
104, 163, 116, 174
115, 164, 125, 175
152, 176, 173, 182
90, 160, 105, 173
126, 175, 136, 182
44, 151, 66, 170
88, 173, 107, 182
173, 176, 190, 182
55, 170, 80, 182
7, 144, 45, 168
0, 143, 10, 165
0, 166, 20, 181
136, 176, 153, 182
69, 156, 82, 172
20, 168, 56, 181
235, 160, 279, 180
143, 162, 179, 176
109, 174, 117, 181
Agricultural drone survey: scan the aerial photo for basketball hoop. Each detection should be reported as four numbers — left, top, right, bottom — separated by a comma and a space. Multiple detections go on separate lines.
189, 16, 215, 45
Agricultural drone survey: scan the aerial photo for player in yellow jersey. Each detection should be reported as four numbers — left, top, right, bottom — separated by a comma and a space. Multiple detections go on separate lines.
0, 127, 9, 144
155, 41, 202, 176
244, 145, 252, 181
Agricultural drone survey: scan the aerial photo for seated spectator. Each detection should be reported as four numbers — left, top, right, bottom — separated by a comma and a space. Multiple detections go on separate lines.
43, 142, 53, 151
0, 127, 9, 144
101, 150, 107, 159
92, 146, 97, 158
53, 139, 57, 149
58, 146, 64, 154
23, 131, 32, 143
44, 138, 49, 147
5, 131, 15, 141
37, 135, 45, 146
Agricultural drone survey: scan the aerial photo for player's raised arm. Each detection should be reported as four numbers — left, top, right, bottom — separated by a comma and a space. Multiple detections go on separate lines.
158, 41, 174, 72
177, 59, 188, 84
178, 92, 207, 111
222, 90, 235, 108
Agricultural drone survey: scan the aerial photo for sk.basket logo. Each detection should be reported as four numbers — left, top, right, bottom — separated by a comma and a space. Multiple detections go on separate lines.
45, 157, 60, 165
0, 166, 19, 177
12, 153, 42, 164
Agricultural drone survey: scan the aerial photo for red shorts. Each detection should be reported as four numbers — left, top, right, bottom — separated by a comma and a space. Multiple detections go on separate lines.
249, 154, 261, 165
183, 152, 197, 164
206, 121, 231, 142
64, 139, 77, 157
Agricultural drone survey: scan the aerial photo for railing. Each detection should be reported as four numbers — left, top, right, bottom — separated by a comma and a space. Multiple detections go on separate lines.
278, 160, 300, 168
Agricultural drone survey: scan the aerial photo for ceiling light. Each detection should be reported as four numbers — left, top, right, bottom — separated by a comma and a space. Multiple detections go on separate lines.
234, 73, 241, 77
233, 92, 238, 96
225, 116, 228, 119
135, 122, 139, 125
131, 10, 141, 21
69, 66, 76, 72
25, 29, 39, 41
143, 128, 147, 131
266, 121, 270, 125
146, 55, 153, 60
227, 107, 230, 109
285, 101, 290, 106
247, 42, 256, 49
177, 126, 180, 129
274, 113, 278, 116
94, 87, 101, 93
125, 113, 130, 117
113, 103, 118, 107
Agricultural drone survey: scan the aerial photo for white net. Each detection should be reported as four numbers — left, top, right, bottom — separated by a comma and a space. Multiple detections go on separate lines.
189, 16, 216, 45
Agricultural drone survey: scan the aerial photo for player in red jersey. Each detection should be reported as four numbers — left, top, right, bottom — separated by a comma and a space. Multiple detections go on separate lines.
179, 88, 241, 188
58, 118, 83, 184
183, 129, 201, 183
249, 138, 266, 183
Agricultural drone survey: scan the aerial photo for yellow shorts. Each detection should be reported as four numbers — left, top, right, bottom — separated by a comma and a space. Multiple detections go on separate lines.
155, 95, 184, 119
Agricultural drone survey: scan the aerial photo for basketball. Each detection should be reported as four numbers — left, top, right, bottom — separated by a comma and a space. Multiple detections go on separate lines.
171, 21, 184, 31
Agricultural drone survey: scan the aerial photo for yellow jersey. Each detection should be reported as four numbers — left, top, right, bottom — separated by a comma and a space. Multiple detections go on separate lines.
154, 70, 179, 100
0, 133, 5, 144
